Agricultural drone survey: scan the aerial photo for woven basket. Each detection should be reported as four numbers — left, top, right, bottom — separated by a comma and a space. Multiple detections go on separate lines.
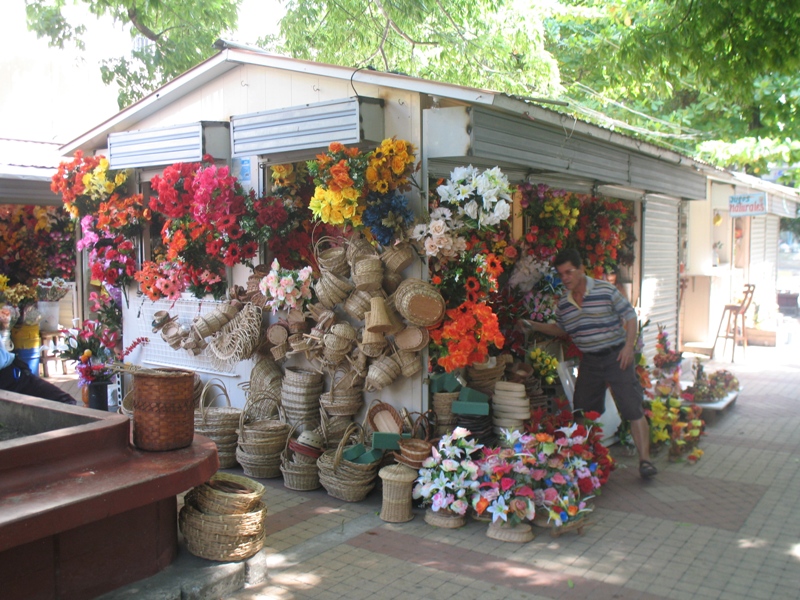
236, 448, 282, 478
247, 358, 283, 402
486, 520, 535, 543
378, 463, 418, 523
266, 323, 289, 346
179, 495, 266, 562
319, 386, 363, 417
132, 368, 195, 451
393, 279, 446, 327
317, 424, 381, 502
314, 236, 350, 278
382, 270, 403, 295
366, 399, 404, 434
380, 241, 417, 273
271, 342, 288, 361
182, 491, 266, 536
218, 302, 241, 320
397, 437, 433, 462
352, 256, 384, 292
346, 234, 378, 267
280, 423, 321, 491
342, 288, 379, 321
395, 350, 421, 378
394, 326, 430, 352
314, 272, 349, 309
195, 379, 241, 430
194, 473, 265, 515
364, 355, 401, 392
424, 508, 467, 529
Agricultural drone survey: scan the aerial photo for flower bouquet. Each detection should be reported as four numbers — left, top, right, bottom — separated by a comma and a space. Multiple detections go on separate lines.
474, 440, 537, 526
51, 151, 129, 219
430, 252, 503, 307
436, 165, 512, 230
409, 205, 467, 263
362, 191, 415, 247
258, 259, 314, 314
645, 397, 705, 463
413, 427, 483, 521
365, 137, 417, 194
57, 319, 118, 364
428, 300, 505, 372
527, 347, 560, 387
515, 183, 581, 261
572, 197, 636, 278
34, 277, 72, 302
95, 193, 151, 238
307, 142, 370, 227
0, 282, 38, 325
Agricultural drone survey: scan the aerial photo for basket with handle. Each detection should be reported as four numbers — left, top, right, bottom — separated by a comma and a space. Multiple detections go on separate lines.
394, 349, 421, 378
380, 241, 417, 273
352, 255, 384, 292
237, 402, 291, 456
382, 270, 403, 295
364, 354, 401, 392
314, 235, 350, 278
132, 368, 195, 451
342, 288, 380, 321
320, 368, 364, 417
366, 398, 404, 434
195, 378, 241, 468
280, 422, 322, 491
346, 233, 378, 267
317, 423, 382, 502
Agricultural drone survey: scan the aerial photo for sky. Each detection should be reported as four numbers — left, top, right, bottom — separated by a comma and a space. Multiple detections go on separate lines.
0, 0, 282, 144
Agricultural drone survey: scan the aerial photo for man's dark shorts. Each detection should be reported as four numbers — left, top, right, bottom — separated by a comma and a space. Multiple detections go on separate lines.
573, 344, 645, 421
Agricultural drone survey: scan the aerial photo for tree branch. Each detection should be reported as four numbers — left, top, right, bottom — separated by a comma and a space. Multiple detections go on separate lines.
127, 6, 160, 42
372, 0, 436, 46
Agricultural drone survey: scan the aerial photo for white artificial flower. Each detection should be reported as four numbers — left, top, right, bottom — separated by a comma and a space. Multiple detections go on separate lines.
428, 219, 448, 237
493, 199, 510, 221
430, 206, 452, 221
424, 237, 440, 256
410, 223, 428, 240
462, 200, 479, 220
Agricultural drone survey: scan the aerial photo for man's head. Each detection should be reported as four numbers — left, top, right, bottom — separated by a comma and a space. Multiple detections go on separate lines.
554, 248, 585, 292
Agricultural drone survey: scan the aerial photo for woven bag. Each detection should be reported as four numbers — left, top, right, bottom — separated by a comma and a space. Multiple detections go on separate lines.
132, 368, 195, 451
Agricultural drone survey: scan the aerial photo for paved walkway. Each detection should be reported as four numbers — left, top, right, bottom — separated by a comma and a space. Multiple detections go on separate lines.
54, 318, 800, 599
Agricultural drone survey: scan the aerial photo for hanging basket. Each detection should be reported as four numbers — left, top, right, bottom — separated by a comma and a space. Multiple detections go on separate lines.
352, 256, 384, 292
364, 354, 401, 392
380, 241, 417, 273
394, 350, 421, 378
394, 326, 430, 352
346, 234, 378, 267
393, 279, 445, 327
342, 288, 379, 321
365, 297, 394, 334
314, 236, 350, 278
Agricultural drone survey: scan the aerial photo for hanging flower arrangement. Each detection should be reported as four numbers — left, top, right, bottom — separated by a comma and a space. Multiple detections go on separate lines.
307, 142, 370, 227
430, 252, 503, 306
429, 300, 505, 372
95, 193, 151, 238
571, 197, 636, 278
365, 137, 417, 194
51, 151, 129, 219
258, 259, 314, 314
0, 205, 75, 281
362, 191, 415, 247
134, 261, 187, 302
436, 165, 513, 229
516, 182, 581, 262
409, 206, 467, 263
527, 347, 560, 386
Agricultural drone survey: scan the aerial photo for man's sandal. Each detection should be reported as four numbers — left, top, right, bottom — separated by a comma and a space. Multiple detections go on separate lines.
639, 460, 658, 479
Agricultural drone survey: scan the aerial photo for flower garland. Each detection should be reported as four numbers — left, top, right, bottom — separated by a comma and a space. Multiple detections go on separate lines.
436, 165, 512, 229
429, 300, 505, 372
51, 151, 129, 219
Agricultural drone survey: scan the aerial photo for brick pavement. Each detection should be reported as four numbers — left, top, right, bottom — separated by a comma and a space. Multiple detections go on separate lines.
221, 317, 800, 600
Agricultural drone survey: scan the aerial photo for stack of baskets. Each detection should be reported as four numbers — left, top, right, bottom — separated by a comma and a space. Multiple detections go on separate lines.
236, 406, 291, 479
318, 423, 382, 502
319, 367, 364, 419
280, 424, 322, 491
431, 391, 459, 437
466, 355, 512, 396
195, 379, 242, 469
364, 354, 402, 392
281, 368, 324, 428
179, 473, 267, 562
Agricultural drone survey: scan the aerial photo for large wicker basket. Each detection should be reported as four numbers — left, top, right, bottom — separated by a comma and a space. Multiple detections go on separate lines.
132, 368, 195, 451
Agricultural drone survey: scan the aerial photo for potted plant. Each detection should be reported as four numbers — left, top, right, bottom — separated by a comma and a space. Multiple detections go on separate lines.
412, 427, 483, 528
34, 277, 72, 332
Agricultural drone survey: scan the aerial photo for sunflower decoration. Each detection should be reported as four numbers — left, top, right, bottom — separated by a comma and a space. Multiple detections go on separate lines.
365, 137, 417, 194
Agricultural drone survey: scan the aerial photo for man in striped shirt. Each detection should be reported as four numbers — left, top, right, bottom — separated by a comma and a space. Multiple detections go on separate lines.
528, 248, 656, 479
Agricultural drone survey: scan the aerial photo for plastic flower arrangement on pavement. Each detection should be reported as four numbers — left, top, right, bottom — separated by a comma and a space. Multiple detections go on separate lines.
473, 437, 536, 525
412, 427, 483, 516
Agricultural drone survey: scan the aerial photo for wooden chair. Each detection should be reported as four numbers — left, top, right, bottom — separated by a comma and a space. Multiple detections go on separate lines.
711, 284, 755, 363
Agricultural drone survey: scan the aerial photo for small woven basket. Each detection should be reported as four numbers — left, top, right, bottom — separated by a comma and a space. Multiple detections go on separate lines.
394, 326, 430, 352
235, 448, 282, 479
382, 270, 403, 295
378, 463, 419, 523
194, 473, 265, 515
352, 255, 384, 292
364, 355, 401, 392
380, 241, 417, 273
342, 288, 379, 321
346, 234, 378, 267
366, 399, 404, 434
266, 323, 289, 346
397, 437, 433, 462
314, 236, 350, 278
395, 350, 421, 378
392, 279, 446, 327
132, 368, 195, 451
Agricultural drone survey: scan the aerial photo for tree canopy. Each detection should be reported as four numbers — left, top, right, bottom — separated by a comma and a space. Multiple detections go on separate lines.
25, 0, 241, 108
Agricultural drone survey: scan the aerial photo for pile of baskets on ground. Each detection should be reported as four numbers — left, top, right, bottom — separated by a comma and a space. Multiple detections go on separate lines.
179, 473, 267, 562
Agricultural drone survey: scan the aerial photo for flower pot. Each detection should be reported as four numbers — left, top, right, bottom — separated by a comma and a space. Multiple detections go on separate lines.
486, 520, 534, 543
424, 508, 466, 529
87, 382, 110, 411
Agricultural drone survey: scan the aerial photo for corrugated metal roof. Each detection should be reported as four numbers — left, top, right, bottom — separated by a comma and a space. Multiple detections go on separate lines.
0, 138, 61, 181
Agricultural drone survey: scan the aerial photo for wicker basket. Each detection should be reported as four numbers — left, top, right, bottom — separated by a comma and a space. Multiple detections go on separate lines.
382, 270, 403, 295
317, 423, 381, 502
314, 236, 350, 278
394, 326, 430, 352
266, 323, 289, 346
378, 463, 419, 523
380, 241, 417, 273
194, 473, 265, 515
392, 279, 446, 327
342, 288, 379, 321
397, 437, 433, 462
346, 234, 378, 267
364, 354, 401, 392
352, 256, 384, 292
132, 368, 195, 451
366, 399, 404, 434
424, 508, 467, 529
236, 448, 282, 478
315, 271, 353, 309
195, 379, 241, 431
395, 350, 421, 378
280, 423, 321, 491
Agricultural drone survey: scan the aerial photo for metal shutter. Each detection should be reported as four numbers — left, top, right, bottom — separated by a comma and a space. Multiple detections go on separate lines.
640, 197, 680, 362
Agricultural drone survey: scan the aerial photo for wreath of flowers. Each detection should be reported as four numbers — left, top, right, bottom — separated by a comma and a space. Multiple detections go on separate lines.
51, 151, 129, 219
307, 142, 370, 227
436, 165, 512, 229
429, 300, 505, 372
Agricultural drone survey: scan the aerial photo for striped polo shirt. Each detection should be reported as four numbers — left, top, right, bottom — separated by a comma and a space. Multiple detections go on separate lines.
556, 277, 636, 353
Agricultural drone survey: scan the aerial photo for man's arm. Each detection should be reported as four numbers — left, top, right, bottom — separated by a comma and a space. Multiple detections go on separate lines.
617, 316, 638, 370
518, 319, 567, 339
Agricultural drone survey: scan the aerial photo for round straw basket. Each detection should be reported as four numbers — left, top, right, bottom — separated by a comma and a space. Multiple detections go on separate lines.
366, 399, 404, 434
218, 302, 241, 320
424, 508, 466, 529
270, 342, 288, 361
346, 234, 378, 267
179, 497, 266, 562
266, 323, 289, 346
315, 236, 350, 278
284, 367, 323, 386
315, 272, 351, 309
382, 270, 403, 295
393, 279, 446, 327
238, 413, 290, 455
195, 473, 265, 515
319, 388, 363, 416
184, 531, 265, 562
321, 346, 348, 365
394, 326, 429, 352
281, 459, 321, 491
132, 368, 195, 452
248, 357, 283, 398
205, 309, 232, 333
365, 355, 401, 392
316, 411, 351, 447
359, 340, 387, 358
381, 241, 416, 273
395, 350, 421, 378
195, 379, 241, 431
397, 438, 433, 463
352, 256, 384, 292
323, 332, 352, 353
236, 448, 283, 478
182, 492, 266, 537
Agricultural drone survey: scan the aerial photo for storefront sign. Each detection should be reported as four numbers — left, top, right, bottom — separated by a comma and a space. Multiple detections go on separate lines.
729, 193, 767, 216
